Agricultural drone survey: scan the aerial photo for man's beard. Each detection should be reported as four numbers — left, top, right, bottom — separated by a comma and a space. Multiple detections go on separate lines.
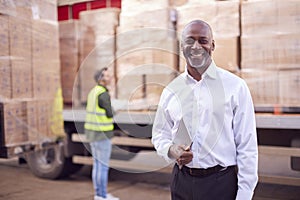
187, 49, 211, 69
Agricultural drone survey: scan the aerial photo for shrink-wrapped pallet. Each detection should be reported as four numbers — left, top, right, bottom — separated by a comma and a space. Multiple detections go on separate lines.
240, 0, 300, 107
116, 65, 177, 110
0, 0, 64, 156
241, 69, 279, 106
78, 8, 120, 102
176, 1, 240, 72
0, 101, 28, 148
0, 14, 11, 100
59, 20, 80, 104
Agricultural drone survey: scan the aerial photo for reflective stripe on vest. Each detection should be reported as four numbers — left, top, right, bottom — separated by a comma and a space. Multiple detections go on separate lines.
84, 85, 114, 132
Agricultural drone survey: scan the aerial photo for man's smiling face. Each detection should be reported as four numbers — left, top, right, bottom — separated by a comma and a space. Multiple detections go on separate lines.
181, 22, 215, 70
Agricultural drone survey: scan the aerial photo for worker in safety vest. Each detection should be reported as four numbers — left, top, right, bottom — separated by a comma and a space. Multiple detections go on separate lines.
84, 67, 119, 200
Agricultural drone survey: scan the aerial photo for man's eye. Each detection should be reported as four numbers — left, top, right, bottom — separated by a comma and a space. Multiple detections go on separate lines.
200, 40, 208, 44
185, 39, 195, 44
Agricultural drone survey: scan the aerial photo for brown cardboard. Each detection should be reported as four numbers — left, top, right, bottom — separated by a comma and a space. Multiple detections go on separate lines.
32, 20, 60, 62
1, 101, 28, 147
279, 70, 300, 106
8, 7, 32, 59
0, 14, 9, 57
241, 69, 279, 106
119, 9, 171, 31
213, 37, 240, 72
241, 34, 300, 70
26, 99, 39, 143
59, 20, 79, 39
31, 0, 57, 21
241, 0, 300, 36
0, 59, 11, 100
241, 0, 277, 36
11, 59, 33, 99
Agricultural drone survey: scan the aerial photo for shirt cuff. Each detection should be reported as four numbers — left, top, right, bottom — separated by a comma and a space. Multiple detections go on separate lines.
236, 189, 254, 200
162, 143, 176, 164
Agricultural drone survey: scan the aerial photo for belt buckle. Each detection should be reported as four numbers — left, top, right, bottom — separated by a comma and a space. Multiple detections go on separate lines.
189, 168, 193, 176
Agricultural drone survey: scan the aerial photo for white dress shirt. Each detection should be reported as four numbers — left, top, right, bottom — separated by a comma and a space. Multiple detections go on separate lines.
152, 61, 258, 200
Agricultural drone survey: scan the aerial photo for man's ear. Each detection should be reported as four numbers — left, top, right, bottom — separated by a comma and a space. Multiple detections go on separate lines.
180, 42, 184, 52
212, 40, 215, 51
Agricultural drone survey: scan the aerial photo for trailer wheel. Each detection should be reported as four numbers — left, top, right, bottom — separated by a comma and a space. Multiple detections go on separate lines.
26, 142, 81, 179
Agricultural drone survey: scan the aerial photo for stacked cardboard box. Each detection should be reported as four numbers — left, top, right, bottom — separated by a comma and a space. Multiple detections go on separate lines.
0, 15, 11, 100
78, 8, 120, 103
9, 7, 33, 99
0, 0, 63, 153
0, 101, 27, 147
59, 20, 80, 104
176, 0, 240, 72
120, 0, 171, 31
116, 0, 178, 108
241, 0, 300, 106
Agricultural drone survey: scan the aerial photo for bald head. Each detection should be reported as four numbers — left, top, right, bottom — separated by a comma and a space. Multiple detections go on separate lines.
181, 20, 213, 42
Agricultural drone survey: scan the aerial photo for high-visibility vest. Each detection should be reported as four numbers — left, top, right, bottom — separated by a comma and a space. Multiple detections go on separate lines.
84, 85, 114, 132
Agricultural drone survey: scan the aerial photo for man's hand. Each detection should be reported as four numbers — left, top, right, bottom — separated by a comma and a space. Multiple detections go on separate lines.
177, 149, 193, 166
168, 144, 193, 166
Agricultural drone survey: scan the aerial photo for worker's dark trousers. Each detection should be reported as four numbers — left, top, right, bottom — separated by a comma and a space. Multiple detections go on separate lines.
170, 164, 238, 200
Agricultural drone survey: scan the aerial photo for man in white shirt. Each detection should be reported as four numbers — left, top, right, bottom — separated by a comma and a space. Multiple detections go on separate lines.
152, 20, 258, 200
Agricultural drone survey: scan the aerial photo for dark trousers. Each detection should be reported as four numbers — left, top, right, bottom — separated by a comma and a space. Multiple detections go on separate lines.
170, 164, 238, 200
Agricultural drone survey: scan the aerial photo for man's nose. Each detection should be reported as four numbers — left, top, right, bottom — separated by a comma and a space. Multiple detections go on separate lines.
192, 40, 202, 49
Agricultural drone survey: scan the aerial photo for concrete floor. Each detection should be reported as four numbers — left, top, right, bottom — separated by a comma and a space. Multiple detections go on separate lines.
0, 158, 300, 200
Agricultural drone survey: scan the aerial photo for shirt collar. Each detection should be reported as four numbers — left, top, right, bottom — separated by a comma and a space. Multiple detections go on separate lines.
184, 60, 217, 81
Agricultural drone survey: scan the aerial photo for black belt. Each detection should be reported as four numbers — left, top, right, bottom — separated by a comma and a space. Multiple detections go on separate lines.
181, 165, 231, 177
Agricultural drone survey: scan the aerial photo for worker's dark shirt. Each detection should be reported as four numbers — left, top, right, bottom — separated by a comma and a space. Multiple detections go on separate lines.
98, 87, 113, 118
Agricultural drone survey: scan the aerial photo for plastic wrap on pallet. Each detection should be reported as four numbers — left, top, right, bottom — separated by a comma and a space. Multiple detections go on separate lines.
79, 8, 120, 35
119, 0, 174, 31
176, 1, 240, 37
176, 1, 240, 72
0, 14, 11, 100
116, 65, 177, 110
121, 0, 169, 14
119, 8, 172, 31
279, 70, 300, 106
241, 34, 300, 70
115, 26, 178, 109
78, 8, 120, 103
241, 0, 300, 36
241, 69, 279, 106
241, 68, 300, 108
31, 0, 57, 21
0, 101, 28, 148
0, 0, 63, 153
59, 20, 80, 104
240, 0, 300, 71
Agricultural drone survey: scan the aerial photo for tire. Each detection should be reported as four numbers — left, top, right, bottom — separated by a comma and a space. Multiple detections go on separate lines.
26, 142, 82, 179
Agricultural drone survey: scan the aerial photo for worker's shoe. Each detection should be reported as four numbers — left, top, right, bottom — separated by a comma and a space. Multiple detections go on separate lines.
106, 193, 119, 200
94, 194, 119, 200
94, 195, 105, 200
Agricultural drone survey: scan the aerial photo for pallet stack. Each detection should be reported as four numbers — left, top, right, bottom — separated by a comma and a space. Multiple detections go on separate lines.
116, 0, 178, 109
0, 0, 63, 156
240, 0, 300, 107
175, 0, 240, 73
59, 20, 80, 105
78, 8, 120, 102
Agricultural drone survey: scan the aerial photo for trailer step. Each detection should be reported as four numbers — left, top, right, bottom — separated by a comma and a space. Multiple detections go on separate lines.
73, 151, 172, 173
259, 174, 300, 186
72, 133, 154, 148
259, 146, 300, 157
